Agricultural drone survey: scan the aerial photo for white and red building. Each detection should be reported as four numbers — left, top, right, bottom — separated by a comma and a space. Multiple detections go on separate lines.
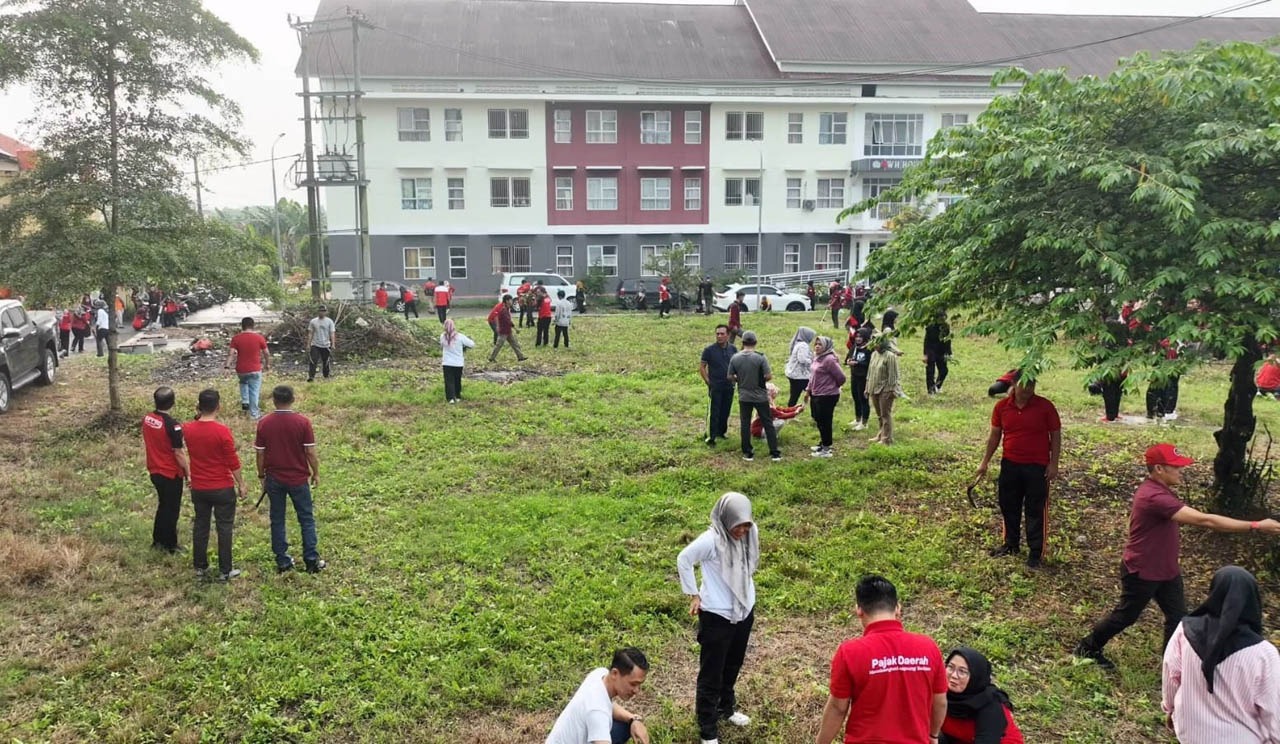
307, 0, 1279, 296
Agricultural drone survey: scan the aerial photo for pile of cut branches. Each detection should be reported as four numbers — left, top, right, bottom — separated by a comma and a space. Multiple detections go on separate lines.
271, 302, 433, 359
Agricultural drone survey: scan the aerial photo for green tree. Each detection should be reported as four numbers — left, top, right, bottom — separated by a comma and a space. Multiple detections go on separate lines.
0, 0, 270, 413
214, 198, 323, 273
641, 241, 699, 309
843, 41, 1280, 511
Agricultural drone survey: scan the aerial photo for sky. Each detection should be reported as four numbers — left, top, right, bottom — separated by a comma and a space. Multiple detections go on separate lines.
0, 0, 1277, 209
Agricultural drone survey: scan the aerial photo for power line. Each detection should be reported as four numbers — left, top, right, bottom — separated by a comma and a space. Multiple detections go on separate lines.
196, 153, 300, 175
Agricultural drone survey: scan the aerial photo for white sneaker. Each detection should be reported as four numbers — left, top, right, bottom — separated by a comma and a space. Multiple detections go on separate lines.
854, 421, 866, 431
726, 711, 751, 726
1164, 411, 1178, 421
810, 444, 824, 452
701, 740, 719, 744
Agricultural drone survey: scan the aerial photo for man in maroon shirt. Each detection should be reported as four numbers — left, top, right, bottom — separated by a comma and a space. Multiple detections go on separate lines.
976, 377, 1061, 569
488, 294, 527, 363
255, 385, 325, 574
142, 386, 189, 553
184, 389, 246, 581
225, 316, 270, 420
817, 575, 947, 744
1074, 444, 1280, 670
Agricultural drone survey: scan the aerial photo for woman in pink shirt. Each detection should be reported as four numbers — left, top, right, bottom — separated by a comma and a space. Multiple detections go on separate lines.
1162, 566, 1280, 744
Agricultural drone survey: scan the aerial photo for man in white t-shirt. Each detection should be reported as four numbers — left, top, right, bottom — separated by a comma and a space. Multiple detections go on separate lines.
306, 306, 337, 382
546, 648, 651, 744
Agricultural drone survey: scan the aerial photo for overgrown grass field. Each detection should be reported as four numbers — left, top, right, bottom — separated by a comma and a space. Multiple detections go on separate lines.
3, 310, 1279, 743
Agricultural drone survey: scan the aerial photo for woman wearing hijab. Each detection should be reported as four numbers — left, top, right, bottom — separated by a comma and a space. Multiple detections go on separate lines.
1162, 566, 1280, 744
677, 492, 759, 744
438, 319, 475, 404
805, 336, 846, 458
866, 330, 902, 445
940, 647, 1024, 744
784, 326, 817, 406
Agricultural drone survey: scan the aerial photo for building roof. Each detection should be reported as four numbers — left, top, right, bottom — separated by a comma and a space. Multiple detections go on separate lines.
304, 0, 1280, 82
0, 133, 35, 171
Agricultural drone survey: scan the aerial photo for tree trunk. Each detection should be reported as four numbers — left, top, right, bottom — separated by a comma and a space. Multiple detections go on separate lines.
103, 285, 121, 412
1213, 336, 1261, 514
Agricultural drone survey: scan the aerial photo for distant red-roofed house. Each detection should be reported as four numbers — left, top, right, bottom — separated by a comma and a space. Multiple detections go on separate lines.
0, 132, 35, 178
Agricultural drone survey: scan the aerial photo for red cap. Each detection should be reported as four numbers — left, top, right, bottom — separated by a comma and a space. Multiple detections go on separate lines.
1145, 443, 1194, 468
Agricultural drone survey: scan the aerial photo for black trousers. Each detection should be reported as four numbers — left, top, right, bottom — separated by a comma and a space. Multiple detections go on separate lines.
403, 300, 418, 319
191, 487, 236, 575
850, 374, 870, 422
1101, 379, 1123, 420
830, 307, 840, 328
696, 610, 755, 740
308, 346, 332, 380
519, 306, 534, 327
95, 328, 109, 356
925, 350, 949, 392
659, 298, 671, 317
553, 325, 569, 348
708, 386, 733, 441
1081, 566, 1186, 652
787, 378, 808, 407
1146, 376, 1181, 417
997, 459, 1049, 558
740, 400, 779, 457
58, 329, 70, 355
575, 296, 585, 313
435, 305, 447, 323
71, 327, 87, 352
442, 365, 463, 401
810, 394, 840, 447
535, 317, 551, 346
150, 473, 184, 551
489, 321, 499, 345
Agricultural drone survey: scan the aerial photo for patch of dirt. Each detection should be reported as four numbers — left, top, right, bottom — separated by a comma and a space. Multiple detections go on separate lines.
466, 369, 561, 384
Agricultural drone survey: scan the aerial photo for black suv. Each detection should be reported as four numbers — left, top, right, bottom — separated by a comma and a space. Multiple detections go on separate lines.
615, 279, 692, 310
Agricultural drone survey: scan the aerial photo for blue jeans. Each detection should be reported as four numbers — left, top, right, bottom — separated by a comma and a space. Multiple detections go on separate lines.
265, 476, 319, 568
238, 371, 262, 419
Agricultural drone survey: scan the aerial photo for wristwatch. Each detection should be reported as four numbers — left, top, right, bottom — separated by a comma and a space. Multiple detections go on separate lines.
629, 716, 642, 726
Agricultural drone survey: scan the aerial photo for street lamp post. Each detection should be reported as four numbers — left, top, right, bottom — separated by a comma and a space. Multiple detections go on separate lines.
269, 132, 286, 284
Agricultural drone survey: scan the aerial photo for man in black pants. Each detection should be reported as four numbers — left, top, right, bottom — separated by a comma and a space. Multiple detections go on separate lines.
1074, 444, 1280, 669
922, 310, 951, 395
699, 325, 737, 447
975, 377, 1061, 569
729, 331, 781, 462
141, 386, 189, 553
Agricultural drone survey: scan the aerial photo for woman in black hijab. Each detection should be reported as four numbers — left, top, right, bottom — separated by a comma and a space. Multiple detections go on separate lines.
1162, 566, 1280, 743
939, 646, 1024, 744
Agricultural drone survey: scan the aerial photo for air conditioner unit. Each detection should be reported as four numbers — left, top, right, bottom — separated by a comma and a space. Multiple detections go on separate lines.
802, 200, 816, 212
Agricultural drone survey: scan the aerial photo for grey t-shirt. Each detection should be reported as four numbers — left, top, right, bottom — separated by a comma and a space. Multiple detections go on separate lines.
729, 350, 771, 403
308, 317, 336, 348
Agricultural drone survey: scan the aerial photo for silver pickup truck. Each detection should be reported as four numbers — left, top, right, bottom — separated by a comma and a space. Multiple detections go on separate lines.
0, 298, 59, 413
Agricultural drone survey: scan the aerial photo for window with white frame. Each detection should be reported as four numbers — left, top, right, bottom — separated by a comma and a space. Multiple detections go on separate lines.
863, 177, 910, 220
447, 177, 465, 209
490, 177, 531, 208
403, 246, 435, 280
817, 177, 844, 209
783, 243, 800, 273
684, 177, 701, 210
554, 109, 572, 144
449, 245, 467, 278
941, 113, 969, 129
640, 244, 669, 276
587, 244, 618, 276
556, 245, 574, 275
491, 245, 531, 273
587, 177, 618, 210
787, 113, 803, 144
786, 177, 802, 208
555, 177, 573, 211
684, 111, 702, 144
640, 111, 672, 144
397, 108, 430, 142
586, 110, 617, 143
640, 177, 671, 210
445, 108, 463, 141
814, 243, 843, 270
865, 113, 924, 156
400, 177, 432, 210
724, 177, 761, 206
724, 244, 759, 272
819, 112, 848, 144
487, 108, 529, 139
725, 111, 764, 141
683, 243, 701, 269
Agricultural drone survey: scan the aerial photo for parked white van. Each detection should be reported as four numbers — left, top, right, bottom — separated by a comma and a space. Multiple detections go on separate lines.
496, 272, 577, 301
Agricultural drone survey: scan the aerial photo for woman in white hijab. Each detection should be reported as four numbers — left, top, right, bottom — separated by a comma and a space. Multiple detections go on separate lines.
677, 492, 759, 744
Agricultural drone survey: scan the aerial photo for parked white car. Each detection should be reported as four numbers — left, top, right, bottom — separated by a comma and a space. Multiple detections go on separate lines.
496, 272, 578, 301
712, 283, 811, 312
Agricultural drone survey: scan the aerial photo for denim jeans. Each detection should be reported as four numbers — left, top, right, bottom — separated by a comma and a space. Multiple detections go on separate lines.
265, 476, 319, 568
238, 371, 262, 419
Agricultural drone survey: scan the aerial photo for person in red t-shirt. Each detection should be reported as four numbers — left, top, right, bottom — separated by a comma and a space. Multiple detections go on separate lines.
225, 316, 271, 420
184, 389, 246, 581
1256, 353, 1280, 398
1074, 444, 1280, 670
58, 308, 72, 357
818, 575, 947, 744
727, 291, 747, 343
975, 377, 1061, 569
658, 278, 672, 318
939, 647, 1024, 744
828, 283, 843, 329
373, 282, 388, 311
488, 294, 527, 363
142, 386, 190, 553
535, 289, 553, 347
433, 280, 451, 324
487, 296, 506, 345
401, 285, 418, 319
255, 385, 325, 574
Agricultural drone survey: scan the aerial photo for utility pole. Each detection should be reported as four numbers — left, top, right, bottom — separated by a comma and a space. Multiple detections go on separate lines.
192, 154, 204, 219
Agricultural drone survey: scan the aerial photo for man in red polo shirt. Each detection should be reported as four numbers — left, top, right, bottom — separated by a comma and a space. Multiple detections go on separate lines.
142, 386, 189, 553
184, 389, 246, 581
373, 282, 388, 311
225, 316, 270, 420
255, 385, 326, 574
975, 376, 1061, 569
433, 280, 451, 324
1074, 444, 1280, 670
658, 278, 672, 319
817, 575, 947, 744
